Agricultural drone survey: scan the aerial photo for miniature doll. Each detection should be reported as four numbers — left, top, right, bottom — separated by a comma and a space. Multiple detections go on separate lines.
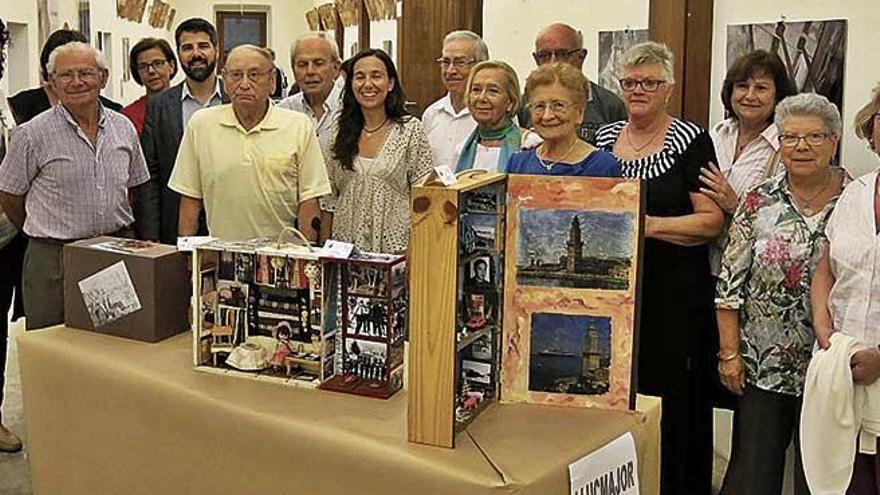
269, 322, 293, 373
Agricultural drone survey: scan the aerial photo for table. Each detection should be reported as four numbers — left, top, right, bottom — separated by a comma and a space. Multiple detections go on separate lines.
17, 326, 660, 495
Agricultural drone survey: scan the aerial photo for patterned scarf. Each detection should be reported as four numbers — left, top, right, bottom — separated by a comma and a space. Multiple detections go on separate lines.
455, 119, 521, 173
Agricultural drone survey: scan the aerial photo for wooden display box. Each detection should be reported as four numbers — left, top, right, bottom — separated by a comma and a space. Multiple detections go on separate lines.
319, 252, 407, 399
192, 238, 330, 388
408, 172, 507, 448
408, 173, 644, 448
63, 237, 189, 342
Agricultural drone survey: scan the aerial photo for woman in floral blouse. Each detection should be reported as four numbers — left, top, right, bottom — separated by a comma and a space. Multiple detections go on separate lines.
715, 93, 847, 495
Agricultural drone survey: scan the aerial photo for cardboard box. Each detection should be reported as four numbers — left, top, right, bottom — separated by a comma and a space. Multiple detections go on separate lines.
63, 237, 190, 342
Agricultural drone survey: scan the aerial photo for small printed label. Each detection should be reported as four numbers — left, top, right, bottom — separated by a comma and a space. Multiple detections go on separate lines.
322, 239, 355, 259
433, 165, 457, 186
177, 236, 217, 252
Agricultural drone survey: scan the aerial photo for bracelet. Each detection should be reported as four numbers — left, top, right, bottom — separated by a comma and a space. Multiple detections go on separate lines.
718, 351, 739, 362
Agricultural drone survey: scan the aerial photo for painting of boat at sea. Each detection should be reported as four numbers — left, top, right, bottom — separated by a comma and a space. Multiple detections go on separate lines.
501, 175, 643, 411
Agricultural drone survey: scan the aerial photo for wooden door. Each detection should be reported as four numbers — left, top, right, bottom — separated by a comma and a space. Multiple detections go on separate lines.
398, 0, 482, 117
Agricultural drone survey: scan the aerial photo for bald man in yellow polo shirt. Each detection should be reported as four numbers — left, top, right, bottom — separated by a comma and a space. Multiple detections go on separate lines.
169, 44, 330, 241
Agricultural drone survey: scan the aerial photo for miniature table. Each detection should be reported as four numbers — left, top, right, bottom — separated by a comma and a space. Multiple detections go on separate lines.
17, 326, 661, 495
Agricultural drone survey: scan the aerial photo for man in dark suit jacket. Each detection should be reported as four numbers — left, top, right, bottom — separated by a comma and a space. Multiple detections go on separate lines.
135, 18, 227, 243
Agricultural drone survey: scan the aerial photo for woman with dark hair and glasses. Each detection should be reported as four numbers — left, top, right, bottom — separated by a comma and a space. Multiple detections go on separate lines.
122, 38, 177, 135
595, 41, 724, 494
0, 17, 23, 453
323, 49, 433, 253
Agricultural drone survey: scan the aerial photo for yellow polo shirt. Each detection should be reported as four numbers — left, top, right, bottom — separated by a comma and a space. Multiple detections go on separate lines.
168, 104, 331, 240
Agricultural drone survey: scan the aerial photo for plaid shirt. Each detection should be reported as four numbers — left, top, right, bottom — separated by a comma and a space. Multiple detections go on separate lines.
0, 104, 149, 240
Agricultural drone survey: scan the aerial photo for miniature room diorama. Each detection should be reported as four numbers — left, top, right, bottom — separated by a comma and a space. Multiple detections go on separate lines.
408, 171, 507, 448
319, 252, 407, 399
193, 239, 329, 387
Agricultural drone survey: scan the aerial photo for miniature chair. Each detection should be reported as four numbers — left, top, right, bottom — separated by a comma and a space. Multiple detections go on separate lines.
211, 325, 235, 366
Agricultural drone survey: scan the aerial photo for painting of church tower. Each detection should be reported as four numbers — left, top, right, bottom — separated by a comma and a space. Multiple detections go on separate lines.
566, 216, 583, 272
516, 208, 633, 290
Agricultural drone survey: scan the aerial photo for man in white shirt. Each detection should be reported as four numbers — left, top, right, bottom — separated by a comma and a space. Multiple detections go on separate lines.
278, 32, 342, 150
422, 31, 489, 169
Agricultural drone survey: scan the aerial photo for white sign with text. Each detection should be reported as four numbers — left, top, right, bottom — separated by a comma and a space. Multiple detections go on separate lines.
432, 165, 458, 186
322, 239, 355, 259
569, 432, 639, 495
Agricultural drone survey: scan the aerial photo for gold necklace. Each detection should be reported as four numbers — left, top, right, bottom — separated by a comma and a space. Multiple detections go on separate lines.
789, 170, 834, 216
625, 122, 666, 156
537, 139, 580, 171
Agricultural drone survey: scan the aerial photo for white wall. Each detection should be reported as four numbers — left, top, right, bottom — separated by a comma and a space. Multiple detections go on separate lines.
1, 1, 41, 93
711, 0, 880, 177
1, 0, 176, 105
482, 0, 649, 85
176, 1, 313, 89
369, 18, 396, 66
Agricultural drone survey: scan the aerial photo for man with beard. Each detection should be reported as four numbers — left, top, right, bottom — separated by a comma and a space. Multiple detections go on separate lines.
135, 18, 227, 244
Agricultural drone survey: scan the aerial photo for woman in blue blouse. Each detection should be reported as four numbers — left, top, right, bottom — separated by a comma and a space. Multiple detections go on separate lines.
507, 62, 621, 177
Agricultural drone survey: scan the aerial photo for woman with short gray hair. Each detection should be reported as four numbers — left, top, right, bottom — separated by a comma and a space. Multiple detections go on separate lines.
716, 92, 847, 495
597, 40, 724, 494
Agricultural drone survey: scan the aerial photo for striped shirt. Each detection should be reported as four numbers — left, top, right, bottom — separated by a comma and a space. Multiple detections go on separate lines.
595, 118, 705, 180
707, 118, 781, 275
0, 104, 149, 240
710, 118, 781, 197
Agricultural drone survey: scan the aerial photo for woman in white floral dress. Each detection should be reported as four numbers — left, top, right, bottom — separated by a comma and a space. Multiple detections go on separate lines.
322, 49, 434, 254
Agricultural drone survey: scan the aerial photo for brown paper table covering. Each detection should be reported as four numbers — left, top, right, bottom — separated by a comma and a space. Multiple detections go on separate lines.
17, 326, 660, 495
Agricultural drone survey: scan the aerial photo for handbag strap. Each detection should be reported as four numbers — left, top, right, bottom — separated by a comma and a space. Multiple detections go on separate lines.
763, 148, 781, 179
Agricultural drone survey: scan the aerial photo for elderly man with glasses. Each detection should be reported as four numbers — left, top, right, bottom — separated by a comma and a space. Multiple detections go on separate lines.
168, 45, 331, 242
0, 42, 149, 330
422, 30, 489, 168
518, 22, 627, 145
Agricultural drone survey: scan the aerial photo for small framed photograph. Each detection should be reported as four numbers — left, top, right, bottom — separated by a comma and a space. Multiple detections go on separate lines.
467, 256, 492, 286
461, 359, 492, 385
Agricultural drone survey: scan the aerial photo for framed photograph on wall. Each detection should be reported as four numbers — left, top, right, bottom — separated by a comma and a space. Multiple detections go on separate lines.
727, 19, 847, 113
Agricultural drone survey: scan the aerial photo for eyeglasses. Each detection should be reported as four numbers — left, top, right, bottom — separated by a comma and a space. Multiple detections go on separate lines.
778, 132, 832, 148
436, 57, 475, 69
223, 69, 274, 84
619, 78, 666, 92
528, 100, 577, 116
53, 68, 102, 84
136, 59, 169, 73
532, 49, 583, 64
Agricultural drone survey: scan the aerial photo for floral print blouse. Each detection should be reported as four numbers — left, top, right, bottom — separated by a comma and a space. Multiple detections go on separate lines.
716, 171, 844, 396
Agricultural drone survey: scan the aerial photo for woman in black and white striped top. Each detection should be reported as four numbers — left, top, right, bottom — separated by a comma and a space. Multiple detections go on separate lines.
596, 41, 723, 495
